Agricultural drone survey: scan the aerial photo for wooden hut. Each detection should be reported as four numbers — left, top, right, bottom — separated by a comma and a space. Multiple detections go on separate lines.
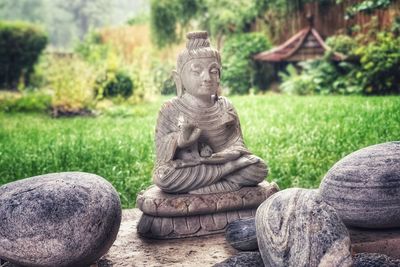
254, 16, 344, 63
253, 16, 344, 90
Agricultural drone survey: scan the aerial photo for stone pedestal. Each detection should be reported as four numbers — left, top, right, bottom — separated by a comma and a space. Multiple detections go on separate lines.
136, 181, 279, 239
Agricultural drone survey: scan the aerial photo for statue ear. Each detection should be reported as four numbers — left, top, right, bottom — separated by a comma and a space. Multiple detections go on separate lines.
172, 70, 183, 97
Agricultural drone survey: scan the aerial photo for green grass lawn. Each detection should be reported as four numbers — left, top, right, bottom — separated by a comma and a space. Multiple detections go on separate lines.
1, 95, 399, 208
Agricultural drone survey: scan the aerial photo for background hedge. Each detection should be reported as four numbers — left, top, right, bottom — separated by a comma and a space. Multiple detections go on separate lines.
0, 21, 47, 89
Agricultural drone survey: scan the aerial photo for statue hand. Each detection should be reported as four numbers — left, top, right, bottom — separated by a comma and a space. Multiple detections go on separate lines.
177, 123, 202, 148
200, 150, 241, 164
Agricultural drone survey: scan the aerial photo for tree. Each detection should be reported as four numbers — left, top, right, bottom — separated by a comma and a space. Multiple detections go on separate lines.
0, 0, 46, 23
150, 0, 269, 48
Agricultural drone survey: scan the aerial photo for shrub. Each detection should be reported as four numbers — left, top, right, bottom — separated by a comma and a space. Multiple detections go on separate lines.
279, 64, 316, 95
355, 33, 400, 94
151, 61, 176, 95
279, 61, 363, 95
75, 31, 110, 64
37, 55, 97, 116
0, 91, 51, 113
221, 32, 271, 94
325, 35, 358, 56
95, 70, 134, 98
0, 21, 47, 89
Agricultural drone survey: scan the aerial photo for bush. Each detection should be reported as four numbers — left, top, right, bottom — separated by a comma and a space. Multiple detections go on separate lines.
75, 31, 110, 64
221, 32, 271, 94
279, 60, 362, 95
0, 91, 51, 113
95, 70, 134, 98
325, 35, 358, 56
0, 21, 47, 89
355, 33, 400, 94
37, 55, 97, 116
279, 65, 316, 95
151, 61, 176, 95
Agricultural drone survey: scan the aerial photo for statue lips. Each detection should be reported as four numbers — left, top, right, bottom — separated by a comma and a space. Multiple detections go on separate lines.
200, 82, 217, 92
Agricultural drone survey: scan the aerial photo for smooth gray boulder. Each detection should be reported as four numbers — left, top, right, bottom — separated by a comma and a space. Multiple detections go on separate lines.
256, 188, 352, 267
0, 172, 122, 267
320, 142, 400, 228
225, 218, 258, 251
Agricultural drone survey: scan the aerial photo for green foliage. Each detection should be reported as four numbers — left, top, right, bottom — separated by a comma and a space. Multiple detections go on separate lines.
0, 91, 51, 113
36, 55, 97, 115
279, 65, 316, 95
201, 0, 264, 37
343, 0, 394, 19
221, 32, 271, 94
325, 34, 358, 56
355, 33, 400, 94
75, 31, 110, 64
95, 70, 134, 98
1, 95, 399, 207
150, 0, 180, 47
151, 61, 176, 95
391, 16, 400, 35
127, 13, 150, 25
150, 0, 270, 47
281, 31, 400, 96
279, 60, 363, 95
0, 0, 147, 49
0, 21, 47, 89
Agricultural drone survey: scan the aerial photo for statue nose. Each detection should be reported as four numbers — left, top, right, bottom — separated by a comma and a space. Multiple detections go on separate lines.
202, 71, 211, 81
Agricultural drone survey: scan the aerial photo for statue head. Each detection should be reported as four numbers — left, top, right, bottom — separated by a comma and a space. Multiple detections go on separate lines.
173, 31, 222, 98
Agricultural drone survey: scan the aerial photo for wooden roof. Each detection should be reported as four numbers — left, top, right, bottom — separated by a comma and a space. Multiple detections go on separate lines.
254, 26, 344, 62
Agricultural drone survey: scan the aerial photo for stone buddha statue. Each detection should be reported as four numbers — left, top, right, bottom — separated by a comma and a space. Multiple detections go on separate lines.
153, 31, 268, 194
137, 31, 277, 239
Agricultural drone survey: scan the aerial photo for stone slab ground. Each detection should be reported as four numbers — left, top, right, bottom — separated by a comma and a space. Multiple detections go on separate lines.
3, 209, 400, 266
98, 209, 400, 267
99, 209, 236, 267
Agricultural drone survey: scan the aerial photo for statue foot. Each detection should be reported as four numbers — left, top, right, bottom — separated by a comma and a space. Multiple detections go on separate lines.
189, 180, 242, 194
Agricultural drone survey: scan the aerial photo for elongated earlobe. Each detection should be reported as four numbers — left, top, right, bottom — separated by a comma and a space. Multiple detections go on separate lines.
172, 70, 183, 97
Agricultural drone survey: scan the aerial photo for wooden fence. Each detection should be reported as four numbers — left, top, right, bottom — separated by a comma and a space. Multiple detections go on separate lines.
256, 0, 400, 44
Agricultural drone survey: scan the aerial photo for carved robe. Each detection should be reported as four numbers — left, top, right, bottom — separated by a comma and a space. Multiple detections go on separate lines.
153, 96, 267, 194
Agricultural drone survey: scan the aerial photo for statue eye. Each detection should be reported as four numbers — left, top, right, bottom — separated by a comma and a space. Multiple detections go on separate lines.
190, 64, 202, 75
210, 68, 219, 74
191, 69, 200, 75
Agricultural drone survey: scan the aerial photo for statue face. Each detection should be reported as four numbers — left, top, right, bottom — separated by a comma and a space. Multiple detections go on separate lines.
181, 57, 220, 98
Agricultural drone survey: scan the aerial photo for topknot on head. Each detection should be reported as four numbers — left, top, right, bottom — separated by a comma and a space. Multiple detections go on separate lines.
186, 31, 210, 50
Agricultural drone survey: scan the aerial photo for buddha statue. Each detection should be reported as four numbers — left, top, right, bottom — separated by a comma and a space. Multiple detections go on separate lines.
153, 31, 268, 194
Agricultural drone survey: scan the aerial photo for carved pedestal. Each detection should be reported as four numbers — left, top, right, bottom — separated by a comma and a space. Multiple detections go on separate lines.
136, 181, 279, 239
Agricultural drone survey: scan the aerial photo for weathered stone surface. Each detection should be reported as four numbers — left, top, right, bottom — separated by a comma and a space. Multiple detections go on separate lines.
353, 253, 400, 267
213, 252, 264, 267
320, 142, 400, 229
225, 218, 258, 251
256, 188, 352, 267
137, 182, 278, 239
136, 181, 279, 217
152, 31, 268, 195
0, 172, 122, 267
7, 209, 397, 267
137, 208, 258, 239
105, 209, 237, 266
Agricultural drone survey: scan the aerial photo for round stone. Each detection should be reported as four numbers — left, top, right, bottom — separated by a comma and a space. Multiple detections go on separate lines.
225, 218, 258, 251
0, 172, 122, 267
256, 188, 352, 267
320, 142, 400, 228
